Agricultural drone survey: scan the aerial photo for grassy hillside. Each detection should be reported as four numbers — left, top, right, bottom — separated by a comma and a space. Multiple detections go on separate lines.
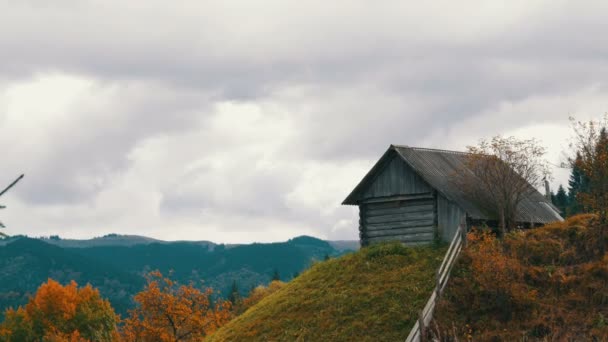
434, 214, 608, 341
209, 243, 447, 342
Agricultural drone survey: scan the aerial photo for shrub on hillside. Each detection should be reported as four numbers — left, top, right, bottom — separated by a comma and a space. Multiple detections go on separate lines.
434, 215, 608, 341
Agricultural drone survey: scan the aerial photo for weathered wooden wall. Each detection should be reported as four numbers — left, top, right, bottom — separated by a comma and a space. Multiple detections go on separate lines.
361, 154, 432, 200
359, 197, 435, 246
354, 151, 468, 246
437, 195, 466, 243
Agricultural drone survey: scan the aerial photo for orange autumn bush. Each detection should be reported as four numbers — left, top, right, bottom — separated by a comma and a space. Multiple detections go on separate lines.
435, 215, 608, 341
121, 271, 232, 341
0, 279, 118, 342
0, 272, 236, 342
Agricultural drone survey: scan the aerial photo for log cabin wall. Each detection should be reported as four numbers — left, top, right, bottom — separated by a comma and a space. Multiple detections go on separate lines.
356, 152, 438, 246
359, 196, 435, 246
436, 195, 466, 242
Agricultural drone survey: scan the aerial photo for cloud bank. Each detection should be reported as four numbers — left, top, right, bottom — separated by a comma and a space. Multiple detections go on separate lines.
1, 1, 607, 242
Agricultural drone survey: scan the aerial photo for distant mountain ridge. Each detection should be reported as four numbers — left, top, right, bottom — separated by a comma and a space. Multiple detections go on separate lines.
1, 233, 359, 252
0, 234, 358, 318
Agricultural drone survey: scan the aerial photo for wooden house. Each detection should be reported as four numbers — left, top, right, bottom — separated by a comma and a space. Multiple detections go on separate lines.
342, 145, 563, 246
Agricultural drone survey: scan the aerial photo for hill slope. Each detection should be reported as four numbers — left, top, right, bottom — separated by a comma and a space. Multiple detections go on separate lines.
434, 215, 608, 341
209, 243, 447, 342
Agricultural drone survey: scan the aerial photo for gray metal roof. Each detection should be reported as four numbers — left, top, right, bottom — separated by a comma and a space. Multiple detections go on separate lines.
343, 145, 563, 224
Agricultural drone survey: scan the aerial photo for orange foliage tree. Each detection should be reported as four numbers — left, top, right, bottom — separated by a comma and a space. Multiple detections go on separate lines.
0, 279, 118, 342
121, 271, 232, 341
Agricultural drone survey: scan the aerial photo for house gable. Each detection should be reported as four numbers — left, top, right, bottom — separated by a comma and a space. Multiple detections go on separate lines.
343, 149, 433, 205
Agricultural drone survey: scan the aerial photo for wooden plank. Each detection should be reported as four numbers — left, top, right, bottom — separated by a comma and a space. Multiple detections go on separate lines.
362, 204, 434, 216
362, 226, 434, 238
364, 219, 435, 231
405, 321, 420, 342
366, 233, 434, 244
436, 227, 462, 278
364, 198, 433, 210
362, 153, 433, 199
422, 291, 437, 325
440, 244, 462, 293
361, 193, 433, 204
364, 224, 434, 234
364, 211, 434, 224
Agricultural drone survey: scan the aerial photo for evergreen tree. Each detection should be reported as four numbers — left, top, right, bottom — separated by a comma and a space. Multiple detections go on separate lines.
271, 269, 280, 281
568, 152, 587, 215
228, 280, 240, 305
554, 185, 569, 216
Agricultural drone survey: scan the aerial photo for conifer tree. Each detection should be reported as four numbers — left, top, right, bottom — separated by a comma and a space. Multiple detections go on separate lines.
271, 269, 280, 281
568, 152, 587, 215
228, 280, 240, 305
554, 185, 569, 216
571, 119, 608, 255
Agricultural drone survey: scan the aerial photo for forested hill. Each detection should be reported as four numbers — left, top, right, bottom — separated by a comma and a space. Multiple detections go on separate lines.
0, 235, 357, 318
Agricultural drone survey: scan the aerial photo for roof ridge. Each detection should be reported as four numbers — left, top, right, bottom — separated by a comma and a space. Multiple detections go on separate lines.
392, 145, 469, 155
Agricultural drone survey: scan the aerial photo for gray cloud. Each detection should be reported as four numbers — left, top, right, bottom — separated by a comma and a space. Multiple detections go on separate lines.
1, 1, 608, 242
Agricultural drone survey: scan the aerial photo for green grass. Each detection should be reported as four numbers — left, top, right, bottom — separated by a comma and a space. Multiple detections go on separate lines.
208, 242, 447, 342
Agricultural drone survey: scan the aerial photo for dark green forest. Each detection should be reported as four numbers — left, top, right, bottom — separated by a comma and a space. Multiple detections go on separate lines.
0, 235, 355, 318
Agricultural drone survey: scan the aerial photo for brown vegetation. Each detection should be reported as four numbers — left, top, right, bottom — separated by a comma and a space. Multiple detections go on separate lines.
434, 215, 608, 341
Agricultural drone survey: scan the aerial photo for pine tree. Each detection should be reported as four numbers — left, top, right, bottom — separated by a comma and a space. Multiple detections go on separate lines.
228, 280, 240, 305
570, 120, 608, 255
271, 269, 280, 281
568, 152, 587, 215
554, 185, 569, 216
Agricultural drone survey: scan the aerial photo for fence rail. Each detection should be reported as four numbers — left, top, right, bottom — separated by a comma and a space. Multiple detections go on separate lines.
405, 222, 467, 342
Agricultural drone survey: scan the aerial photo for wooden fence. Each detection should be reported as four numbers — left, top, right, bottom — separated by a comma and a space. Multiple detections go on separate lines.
405, 222, 467, 342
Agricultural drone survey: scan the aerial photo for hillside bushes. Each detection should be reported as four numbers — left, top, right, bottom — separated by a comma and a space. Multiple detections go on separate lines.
434, 214, 608, 341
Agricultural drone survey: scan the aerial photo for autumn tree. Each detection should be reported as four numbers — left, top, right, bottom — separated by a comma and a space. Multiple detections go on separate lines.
121, 271, 232, 341
458, 136, 550, 235
570, 117, 608, 255
0, 279, 118, 342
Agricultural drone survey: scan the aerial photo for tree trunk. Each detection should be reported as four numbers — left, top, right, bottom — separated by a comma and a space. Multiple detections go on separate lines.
600, 210, 606, 256
499, 207, 506, 238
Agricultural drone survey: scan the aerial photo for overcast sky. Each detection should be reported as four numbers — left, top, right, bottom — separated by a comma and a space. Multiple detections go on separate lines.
1, 1, 607, 243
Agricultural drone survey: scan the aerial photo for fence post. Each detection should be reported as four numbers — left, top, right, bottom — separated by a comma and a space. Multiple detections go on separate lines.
435, 269, 441, 297
460, 217, 468, 248
418, 310, 426, 342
